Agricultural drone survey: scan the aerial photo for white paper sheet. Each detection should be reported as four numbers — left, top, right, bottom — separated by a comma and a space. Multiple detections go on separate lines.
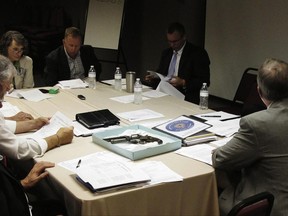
110, 95, 150, 104
19, 89, 52, 102
0, 102, 20, 117
142, 90, 168, 98
72, 121, 121, 137
57, 79, 88, 89
117, 109, 164, 122
30, 111, 73, 139
206, 118, 240, 137
175, 144, 216, 165
194, 111, 239, 121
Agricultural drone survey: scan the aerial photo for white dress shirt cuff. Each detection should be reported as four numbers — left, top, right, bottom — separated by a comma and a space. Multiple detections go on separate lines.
29, 137, 48, 157
5, 120, 16, 133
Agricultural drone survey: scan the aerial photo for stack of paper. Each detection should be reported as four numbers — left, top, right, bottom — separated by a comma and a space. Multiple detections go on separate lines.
57, 79, 88, 89
58, 151, 183, 192
182, 132, 217, 146
76, 161, 151, 192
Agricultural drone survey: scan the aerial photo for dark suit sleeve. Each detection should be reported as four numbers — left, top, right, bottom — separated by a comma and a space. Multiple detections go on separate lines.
212, 117, 259, 170
0, 164, 30, 216
184, 47, 210, 104
157, 49, 172, 76
81, 45, 102, 81
44, 51, 60, 86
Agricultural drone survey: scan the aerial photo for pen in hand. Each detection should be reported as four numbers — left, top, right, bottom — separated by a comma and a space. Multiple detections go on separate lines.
76, 159, 81, 168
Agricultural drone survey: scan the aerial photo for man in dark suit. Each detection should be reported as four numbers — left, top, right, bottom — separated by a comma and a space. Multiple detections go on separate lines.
0, 159, 55, 216
212, 58, 288, 216
144, 22, 210, 104
44, 27, 102, 86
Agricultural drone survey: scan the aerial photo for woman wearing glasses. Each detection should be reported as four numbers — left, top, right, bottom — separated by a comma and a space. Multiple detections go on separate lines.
0, 30, 34, 89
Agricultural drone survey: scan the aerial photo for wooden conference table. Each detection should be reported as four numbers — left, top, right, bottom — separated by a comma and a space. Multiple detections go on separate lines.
6, 83, 220, 216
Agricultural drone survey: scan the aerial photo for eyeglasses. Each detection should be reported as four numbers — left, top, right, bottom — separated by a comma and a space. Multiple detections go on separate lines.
10, 47, 24, 54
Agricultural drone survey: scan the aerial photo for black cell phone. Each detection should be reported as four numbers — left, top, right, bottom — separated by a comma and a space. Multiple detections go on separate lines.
77, 94, 86, 100
39, 89, 49, 93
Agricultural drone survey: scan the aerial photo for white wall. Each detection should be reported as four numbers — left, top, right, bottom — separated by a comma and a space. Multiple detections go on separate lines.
206, 0, 288, 100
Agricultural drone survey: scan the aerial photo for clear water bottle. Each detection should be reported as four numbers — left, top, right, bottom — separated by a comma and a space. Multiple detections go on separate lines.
87, 65, 96, 89
114, 67, 122, 91
134, 78, 142, 104
199, 83, 209, 109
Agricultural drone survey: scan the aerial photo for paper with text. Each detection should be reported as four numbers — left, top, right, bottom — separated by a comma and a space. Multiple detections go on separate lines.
176, 144, 216, 165
30, 111, 73, 139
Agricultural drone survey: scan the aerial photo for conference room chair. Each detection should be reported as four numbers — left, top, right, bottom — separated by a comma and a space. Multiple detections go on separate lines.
226, 191, 274, 216
214, 67, 265, 116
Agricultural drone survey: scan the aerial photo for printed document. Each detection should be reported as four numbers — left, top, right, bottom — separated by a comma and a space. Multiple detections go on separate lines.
58, 151, 183, 189
176, 144, 216, 165
29, 111, 73, 139
76, 160, 151, 192
147, 70, 185, 99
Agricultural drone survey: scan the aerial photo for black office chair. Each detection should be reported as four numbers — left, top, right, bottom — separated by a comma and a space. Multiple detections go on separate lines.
226, 191, 274, 216
214, 68, 265, 116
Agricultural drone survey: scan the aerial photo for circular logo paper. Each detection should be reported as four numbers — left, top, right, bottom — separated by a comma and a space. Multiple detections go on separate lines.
166, 120, 194, 132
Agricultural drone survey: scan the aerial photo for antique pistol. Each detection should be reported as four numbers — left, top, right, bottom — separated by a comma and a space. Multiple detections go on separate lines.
104, 134, 163, 145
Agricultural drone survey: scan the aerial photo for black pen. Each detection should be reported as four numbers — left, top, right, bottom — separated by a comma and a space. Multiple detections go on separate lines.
76, 159, 81, 168
201, 115, 221, 117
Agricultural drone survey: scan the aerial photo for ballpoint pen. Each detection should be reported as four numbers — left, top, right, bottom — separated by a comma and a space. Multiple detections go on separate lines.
200, 115, 221, 117
76, 159, 82, 168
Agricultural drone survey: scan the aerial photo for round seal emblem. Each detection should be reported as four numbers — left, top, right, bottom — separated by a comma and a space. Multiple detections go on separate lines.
166, 120, 194, 132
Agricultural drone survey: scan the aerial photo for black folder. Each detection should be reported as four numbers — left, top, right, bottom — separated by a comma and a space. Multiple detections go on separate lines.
75, 109, 120, 129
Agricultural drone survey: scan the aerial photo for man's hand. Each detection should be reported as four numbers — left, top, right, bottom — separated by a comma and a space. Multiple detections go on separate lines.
144, 74, 155, 82
15, 117, 50, 134
33, 117, 50, 130
20, 161, 55, 189
169, 76, 185, 87
45, 126, 74, 150
6, 111, 34, 121
56, 126, 74, 145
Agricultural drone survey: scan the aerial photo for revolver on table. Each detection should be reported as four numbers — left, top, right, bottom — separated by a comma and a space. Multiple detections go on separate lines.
104, 134, 163, 145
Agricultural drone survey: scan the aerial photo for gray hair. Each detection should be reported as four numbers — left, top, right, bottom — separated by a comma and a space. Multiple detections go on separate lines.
0, 55, 16, 82
64, 27, 82, 40
257, 58, 288, 101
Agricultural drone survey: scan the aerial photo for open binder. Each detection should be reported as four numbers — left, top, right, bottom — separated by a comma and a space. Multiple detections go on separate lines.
75, 109, 120, 129
153, 115, 216, 146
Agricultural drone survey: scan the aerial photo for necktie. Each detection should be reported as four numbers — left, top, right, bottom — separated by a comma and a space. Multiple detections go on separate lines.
167, 51, 177, 78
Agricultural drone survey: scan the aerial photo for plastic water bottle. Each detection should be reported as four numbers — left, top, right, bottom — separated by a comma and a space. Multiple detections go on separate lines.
199, 83, 209, 109
134, 78, 142, 104
88, 65, 96, 89
114, 67, 122, 91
